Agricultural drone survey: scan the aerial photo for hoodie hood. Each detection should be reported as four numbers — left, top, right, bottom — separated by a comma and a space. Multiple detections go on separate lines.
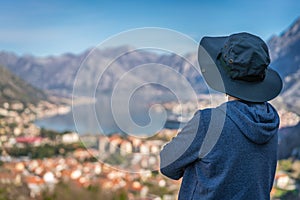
218, 100, 280, 144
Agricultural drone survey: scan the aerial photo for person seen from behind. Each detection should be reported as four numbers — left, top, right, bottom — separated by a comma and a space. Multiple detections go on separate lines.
160, 32, 283, 200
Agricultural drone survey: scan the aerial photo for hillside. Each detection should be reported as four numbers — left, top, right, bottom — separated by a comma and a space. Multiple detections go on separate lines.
278, 122, 300, 159
268, 17, 300, 114
0, 65, 47, 104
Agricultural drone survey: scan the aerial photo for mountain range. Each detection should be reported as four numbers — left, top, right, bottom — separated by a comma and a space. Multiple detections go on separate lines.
0, 46, 204, 99
0, 18, 299, 111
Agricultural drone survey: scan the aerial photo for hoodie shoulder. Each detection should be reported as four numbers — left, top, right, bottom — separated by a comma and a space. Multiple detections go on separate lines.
220, 101, 279, 144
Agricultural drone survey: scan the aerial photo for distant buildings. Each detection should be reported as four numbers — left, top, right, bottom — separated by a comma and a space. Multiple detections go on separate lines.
0, 96, 299, 199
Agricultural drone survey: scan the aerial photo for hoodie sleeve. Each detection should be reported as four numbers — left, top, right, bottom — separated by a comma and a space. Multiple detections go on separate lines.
160, 110, 207, 180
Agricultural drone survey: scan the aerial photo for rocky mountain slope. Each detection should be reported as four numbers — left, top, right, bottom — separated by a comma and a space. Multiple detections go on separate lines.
268, 17, 300, 114
0, 65, 47, 104
278, 122, 300, 159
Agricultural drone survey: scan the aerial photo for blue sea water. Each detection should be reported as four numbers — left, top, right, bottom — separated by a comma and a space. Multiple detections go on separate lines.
35, 103, 167, 135
35, 89, 192, 135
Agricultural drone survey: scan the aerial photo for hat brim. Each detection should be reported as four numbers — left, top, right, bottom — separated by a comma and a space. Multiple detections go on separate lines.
198, 36, 283, 102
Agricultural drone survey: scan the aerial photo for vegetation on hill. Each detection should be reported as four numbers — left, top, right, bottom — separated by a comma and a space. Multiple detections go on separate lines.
0, 65, 47, 104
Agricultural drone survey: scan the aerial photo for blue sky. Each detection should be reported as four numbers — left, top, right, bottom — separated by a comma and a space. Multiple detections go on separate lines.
1, 0, 299, 56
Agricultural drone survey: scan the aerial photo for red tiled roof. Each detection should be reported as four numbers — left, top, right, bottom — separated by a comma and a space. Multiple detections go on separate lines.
25, 176, 45, 185
16, 136, 43, 143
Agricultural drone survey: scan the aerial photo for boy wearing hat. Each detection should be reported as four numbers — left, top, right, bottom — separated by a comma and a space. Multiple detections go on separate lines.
160, 32, 282, 200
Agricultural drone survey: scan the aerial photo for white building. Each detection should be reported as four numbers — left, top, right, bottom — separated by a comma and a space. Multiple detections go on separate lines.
62, 132, 79, 144
120, 140, 133, 156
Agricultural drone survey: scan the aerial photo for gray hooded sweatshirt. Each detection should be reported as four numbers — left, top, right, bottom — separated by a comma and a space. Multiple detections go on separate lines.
160, 100, 279, 200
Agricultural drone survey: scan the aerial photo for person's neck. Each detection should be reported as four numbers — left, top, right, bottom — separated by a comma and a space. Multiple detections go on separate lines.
227, 95, 240, 102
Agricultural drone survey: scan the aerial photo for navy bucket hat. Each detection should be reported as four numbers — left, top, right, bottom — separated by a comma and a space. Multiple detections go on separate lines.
198, 32, 283, 102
